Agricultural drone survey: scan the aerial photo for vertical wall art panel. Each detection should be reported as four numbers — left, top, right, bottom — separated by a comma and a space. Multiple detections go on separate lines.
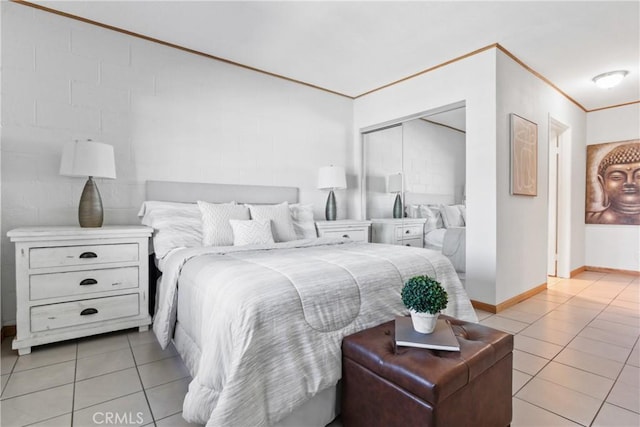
585, 140, 640, 225
510, 114, 538, 196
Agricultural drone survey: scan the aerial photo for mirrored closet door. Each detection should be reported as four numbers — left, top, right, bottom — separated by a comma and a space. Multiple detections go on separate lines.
362, 105, 467, 275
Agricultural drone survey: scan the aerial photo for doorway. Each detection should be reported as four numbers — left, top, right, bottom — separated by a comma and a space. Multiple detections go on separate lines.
547, 117, 571, 278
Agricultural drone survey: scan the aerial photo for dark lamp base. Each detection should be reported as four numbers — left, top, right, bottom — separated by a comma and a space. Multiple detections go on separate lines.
393, 193, 403, 219
79, 177, 104, 228
325, 190, 337, 221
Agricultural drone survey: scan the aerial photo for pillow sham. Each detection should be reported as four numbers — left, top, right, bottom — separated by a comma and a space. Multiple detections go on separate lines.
427, 204, 445, 229
229, 219, 275, 246
418, 205, 441, 232
457, 204, 467, 224
289, 203, 317, 239
247, 202, 298, 242
138, 201, 202, 258
440, 204, 465, 228
198, 201, 250, 246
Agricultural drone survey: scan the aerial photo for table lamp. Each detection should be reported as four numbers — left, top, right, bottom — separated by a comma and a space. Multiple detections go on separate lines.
318, 165, 347, 221
60, 139, 116, 227
388, 173, 403, 218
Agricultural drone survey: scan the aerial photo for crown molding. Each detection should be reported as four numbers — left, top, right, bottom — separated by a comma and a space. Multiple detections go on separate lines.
11, 0, 639, 112
11, 0, 353, 99
586, 100, 640, 113
354, 43, 498, 99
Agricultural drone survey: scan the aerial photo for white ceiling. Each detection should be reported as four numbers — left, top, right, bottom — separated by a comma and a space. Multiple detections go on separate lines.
31, 1, 639, 111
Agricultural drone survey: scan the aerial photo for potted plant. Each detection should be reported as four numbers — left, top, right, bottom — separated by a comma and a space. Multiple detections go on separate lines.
401, 275, 448, 333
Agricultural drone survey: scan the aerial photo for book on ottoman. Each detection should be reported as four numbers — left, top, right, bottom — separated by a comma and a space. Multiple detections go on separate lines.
395, 316, 460, 351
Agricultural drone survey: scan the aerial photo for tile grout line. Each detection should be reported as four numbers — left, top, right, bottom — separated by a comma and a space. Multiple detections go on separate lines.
129, 332, 159, 426
71, 343, 78, 427
513, 273, 638, 426
512, 396, 589, 427
588, 333, 640, 425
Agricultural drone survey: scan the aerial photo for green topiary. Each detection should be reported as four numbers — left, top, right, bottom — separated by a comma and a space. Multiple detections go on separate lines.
401, 275, 448, 314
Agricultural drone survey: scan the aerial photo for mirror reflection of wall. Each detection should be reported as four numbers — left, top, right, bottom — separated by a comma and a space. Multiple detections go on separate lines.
363, 107, 466, 220
403, 118, 465, 204
364, 124, 403, 219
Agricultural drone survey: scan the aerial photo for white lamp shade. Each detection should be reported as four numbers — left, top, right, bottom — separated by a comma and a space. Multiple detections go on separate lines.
318, 166, 347, 190
387, 173, 403, 193
60, 140, 116, 179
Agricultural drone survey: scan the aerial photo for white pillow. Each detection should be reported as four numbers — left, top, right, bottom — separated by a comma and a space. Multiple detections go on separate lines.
457, 204, 467, 224
138, 201, 202, 258
289, 203, 317, 239
247, 202, 297, 242
198, 201, 250, 246
418, 205, 440, 232
440, 204, 465, 228
427, 204, 445, 229
229, 219, 275, 246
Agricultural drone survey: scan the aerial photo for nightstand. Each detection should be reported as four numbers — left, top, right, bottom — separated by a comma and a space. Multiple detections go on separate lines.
7, 226, 153, 355
315, 220, 372, 243
371, 218, 426, 247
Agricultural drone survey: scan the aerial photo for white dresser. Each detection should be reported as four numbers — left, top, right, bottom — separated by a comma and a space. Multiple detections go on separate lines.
7, 226, 153, 355
371, 218, 426, 247
315, 220, 372, 243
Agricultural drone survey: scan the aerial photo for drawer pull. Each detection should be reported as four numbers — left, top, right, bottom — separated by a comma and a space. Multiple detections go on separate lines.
405, 230, 410, 234
80, 308, 98, 316
79, 278, 98, 286
79, 252, 97, 259
405, 244, 410, 246
342, 234, 350, 238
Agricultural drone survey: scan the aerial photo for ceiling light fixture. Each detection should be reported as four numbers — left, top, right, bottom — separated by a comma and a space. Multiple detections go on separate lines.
592, 70, 628, 89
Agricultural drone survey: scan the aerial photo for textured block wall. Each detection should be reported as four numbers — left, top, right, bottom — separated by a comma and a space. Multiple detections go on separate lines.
0, 2, 354, 324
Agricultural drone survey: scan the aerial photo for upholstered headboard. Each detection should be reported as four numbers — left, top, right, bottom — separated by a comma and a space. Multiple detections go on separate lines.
404, 192, 455, 206
145, 180, 299, 204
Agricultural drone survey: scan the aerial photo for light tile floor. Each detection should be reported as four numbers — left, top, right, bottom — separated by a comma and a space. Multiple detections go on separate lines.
0, 271, 638, 426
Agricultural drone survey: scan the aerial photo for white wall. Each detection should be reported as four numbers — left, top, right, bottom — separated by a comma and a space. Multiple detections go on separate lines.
354, 49, 498, 304
495, 50, 587, 303
585, 104, 640, 272
403, 119, 465, 201
0, 3, 354, 325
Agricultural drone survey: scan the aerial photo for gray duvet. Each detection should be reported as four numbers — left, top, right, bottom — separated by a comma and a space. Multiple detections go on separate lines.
152, 238, 477, 426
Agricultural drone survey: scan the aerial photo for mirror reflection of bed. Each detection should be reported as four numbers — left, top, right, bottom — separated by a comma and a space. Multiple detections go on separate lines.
405, 193, 466, 281
363, 103, 467, 284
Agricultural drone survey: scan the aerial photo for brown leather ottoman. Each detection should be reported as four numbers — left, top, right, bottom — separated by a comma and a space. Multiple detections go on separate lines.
341, 315, 513, 427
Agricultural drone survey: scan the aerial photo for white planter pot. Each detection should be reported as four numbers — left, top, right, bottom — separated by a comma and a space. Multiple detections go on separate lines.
410, 310, 439, 334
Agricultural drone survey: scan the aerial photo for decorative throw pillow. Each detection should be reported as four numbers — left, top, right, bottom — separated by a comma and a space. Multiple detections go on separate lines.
138, 201, 203, 258
289, 203, 317, 239
440, 204, 465, 228
198, 201, 250, 246
229, 219, 275, 246
247, 202, 297, 242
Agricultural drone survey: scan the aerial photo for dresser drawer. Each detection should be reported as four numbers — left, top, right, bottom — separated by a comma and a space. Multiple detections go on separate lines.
320, 228, 368, 242
395, 225, 423, 239
30, 267, 139, 300
31, 294, 139, 332
400, 237, 423, 247
30, 244, 139, 269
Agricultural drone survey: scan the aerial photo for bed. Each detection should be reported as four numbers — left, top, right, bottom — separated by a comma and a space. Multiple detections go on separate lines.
405, 193, 466, 276
142, 181, 477, 427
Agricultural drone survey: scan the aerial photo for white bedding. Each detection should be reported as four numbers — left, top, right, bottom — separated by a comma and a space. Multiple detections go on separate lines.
424, 227, 466, 273
153, 238, 477, 426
